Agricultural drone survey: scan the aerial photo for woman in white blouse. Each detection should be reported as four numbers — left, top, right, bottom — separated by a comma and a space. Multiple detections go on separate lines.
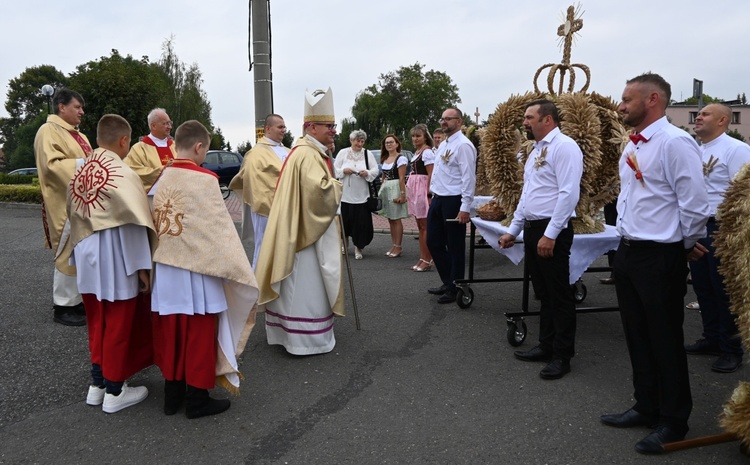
333, 129, 379, 260
378, 134, 409, 257
406, 124, 435, 271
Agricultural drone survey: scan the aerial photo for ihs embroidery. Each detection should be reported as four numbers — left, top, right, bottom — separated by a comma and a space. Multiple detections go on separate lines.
70, 151, 123, 217
153, 189, 185, 238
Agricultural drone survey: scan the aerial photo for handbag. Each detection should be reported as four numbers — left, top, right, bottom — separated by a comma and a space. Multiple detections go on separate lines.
364, 149, 382, 212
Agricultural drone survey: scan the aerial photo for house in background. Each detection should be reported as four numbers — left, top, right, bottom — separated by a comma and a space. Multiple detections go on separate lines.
667, 100, 750, 141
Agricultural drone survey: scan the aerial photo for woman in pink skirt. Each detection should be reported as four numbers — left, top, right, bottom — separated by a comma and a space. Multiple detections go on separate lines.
406, 124, 435, 272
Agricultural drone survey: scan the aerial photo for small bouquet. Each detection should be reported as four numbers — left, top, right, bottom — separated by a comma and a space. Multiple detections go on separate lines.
533, 147, 548, 170
625, 151, 644, 187
703, 155, 718, 177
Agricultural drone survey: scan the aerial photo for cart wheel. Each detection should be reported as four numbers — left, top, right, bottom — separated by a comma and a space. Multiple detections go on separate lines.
456, 287, 474, 309
506, 319, 527, 346
572, 281, 587, 304
220, 183, 230, 200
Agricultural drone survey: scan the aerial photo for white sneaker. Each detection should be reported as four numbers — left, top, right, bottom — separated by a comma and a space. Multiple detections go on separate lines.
102, 385, 148, 414
354, 248, 363, 260
86, 385, 105, 406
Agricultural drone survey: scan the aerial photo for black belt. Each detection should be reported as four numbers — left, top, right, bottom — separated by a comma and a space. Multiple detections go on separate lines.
620, 238, 682, 249
524, 218, 551, 229
430, 193, 460, 199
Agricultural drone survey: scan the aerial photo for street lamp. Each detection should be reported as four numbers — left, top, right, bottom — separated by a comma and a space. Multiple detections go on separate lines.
41, 84, 54, 114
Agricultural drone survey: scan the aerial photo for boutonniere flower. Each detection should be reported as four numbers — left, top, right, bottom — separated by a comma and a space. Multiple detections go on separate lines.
625, 151, 644, 186
703, 155, 718, 176
533, 147, 548, 170
441, 149, 453, 164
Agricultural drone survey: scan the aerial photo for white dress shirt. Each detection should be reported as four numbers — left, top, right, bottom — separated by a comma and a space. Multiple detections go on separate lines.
617, 116, 709, 248
701, 133, 750, 215
430, 131, 477, 212
508, 127, 583, 239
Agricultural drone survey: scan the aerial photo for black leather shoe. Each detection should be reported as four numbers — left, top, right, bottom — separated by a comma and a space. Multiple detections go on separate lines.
437, 291, 457, 304
634, 424, 687, 455
600, 408, 658, 428
53, 306, 86, 326
72, 302, 86, 316
685, 338, 720, 355
539, 358, 570, 380
428, 284, 449, 295
711, 353, 743, 373
599, 277, 615, 285
514, 346, 552, 362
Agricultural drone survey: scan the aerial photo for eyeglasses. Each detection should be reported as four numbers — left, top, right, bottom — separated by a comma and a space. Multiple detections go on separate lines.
163, 120, 173, 126
315, 123, 337, 130
439, 117, 460, 122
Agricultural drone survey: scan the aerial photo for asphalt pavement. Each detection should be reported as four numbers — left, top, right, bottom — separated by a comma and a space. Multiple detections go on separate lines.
0, 199, 747, 464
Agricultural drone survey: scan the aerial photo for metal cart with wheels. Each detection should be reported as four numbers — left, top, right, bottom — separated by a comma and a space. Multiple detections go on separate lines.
455, 218, 621, 346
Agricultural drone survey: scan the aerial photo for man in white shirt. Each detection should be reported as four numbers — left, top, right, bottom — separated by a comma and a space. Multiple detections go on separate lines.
499, 99, 583, 380
426, 108, 476, 304
600, 73, 710, 455
125, 108, 177, 191
229, 114, 290, 269
684, 103, 750, 373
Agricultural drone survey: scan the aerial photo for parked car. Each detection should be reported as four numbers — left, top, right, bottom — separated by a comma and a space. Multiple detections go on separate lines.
201, 150, 243, 199
8, 168, 38, 176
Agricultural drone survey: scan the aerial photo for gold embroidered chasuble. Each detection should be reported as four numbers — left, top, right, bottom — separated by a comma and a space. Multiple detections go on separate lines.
255, 137, 345, 315
33, 114, 93, 274
125, 138, 177, 192
228, 137, 289, 217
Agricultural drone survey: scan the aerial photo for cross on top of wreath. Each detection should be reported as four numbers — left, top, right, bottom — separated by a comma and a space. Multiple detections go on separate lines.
533, 3, 591, 95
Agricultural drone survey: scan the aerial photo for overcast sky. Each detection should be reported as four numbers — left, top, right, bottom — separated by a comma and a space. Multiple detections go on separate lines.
2, 1, 748, 149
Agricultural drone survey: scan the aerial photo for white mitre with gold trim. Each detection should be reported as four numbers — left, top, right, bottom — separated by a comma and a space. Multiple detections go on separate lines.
304, 88, 335, 123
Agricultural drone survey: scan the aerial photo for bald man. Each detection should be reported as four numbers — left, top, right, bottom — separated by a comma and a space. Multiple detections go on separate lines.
125, 108, 177, 191
684, 103, 750, 373
600, 73, 709, 455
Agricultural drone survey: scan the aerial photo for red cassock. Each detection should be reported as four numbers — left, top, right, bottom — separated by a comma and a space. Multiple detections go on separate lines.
82, 292, 153, 382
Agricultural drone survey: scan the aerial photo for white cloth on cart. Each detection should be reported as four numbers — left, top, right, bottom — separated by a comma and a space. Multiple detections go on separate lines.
471, 217, 620, 284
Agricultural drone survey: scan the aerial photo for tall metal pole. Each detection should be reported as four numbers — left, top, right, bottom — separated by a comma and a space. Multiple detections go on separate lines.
249, 0, 273, 143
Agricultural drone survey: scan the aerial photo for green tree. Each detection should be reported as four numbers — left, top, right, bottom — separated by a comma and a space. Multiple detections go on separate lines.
727, 129, 746, 142
0, 65, 68, 157
67, 49, 169, 143
349, 63, 460, 148
8, 112, 47, 169
236, 140, 252, 155
683, 94, 721, 105
157, 37, 214, 132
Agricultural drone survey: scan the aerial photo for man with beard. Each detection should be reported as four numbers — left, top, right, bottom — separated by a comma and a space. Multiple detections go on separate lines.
34, 88, 92, 326
254, 88, 344, 355
426, 108, 476, 304
125, 108, 177, 191
684, 103, 750, 373
499, 99, 583, 380
600, 73, 709, 454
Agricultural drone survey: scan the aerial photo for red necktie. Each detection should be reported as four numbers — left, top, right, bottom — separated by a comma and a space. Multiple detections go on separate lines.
629, 133, 647, 144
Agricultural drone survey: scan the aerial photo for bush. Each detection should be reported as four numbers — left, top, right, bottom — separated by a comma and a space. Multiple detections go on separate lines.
0, 173, 37, 185
0, 185, 42, 203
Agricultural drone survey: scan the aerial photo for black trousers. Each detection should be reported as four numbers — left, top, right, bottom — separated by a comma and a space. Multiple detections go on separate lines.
614, 240, 691, 427
603, 201, 617, 269
426, 195, 465, 291
523, 220, 576, 360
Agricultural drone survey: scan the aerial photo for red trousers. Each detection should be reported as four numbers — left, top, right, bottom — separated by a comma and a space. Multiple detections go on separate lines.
82, 293, 153, 382
151, 312, 217, 389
